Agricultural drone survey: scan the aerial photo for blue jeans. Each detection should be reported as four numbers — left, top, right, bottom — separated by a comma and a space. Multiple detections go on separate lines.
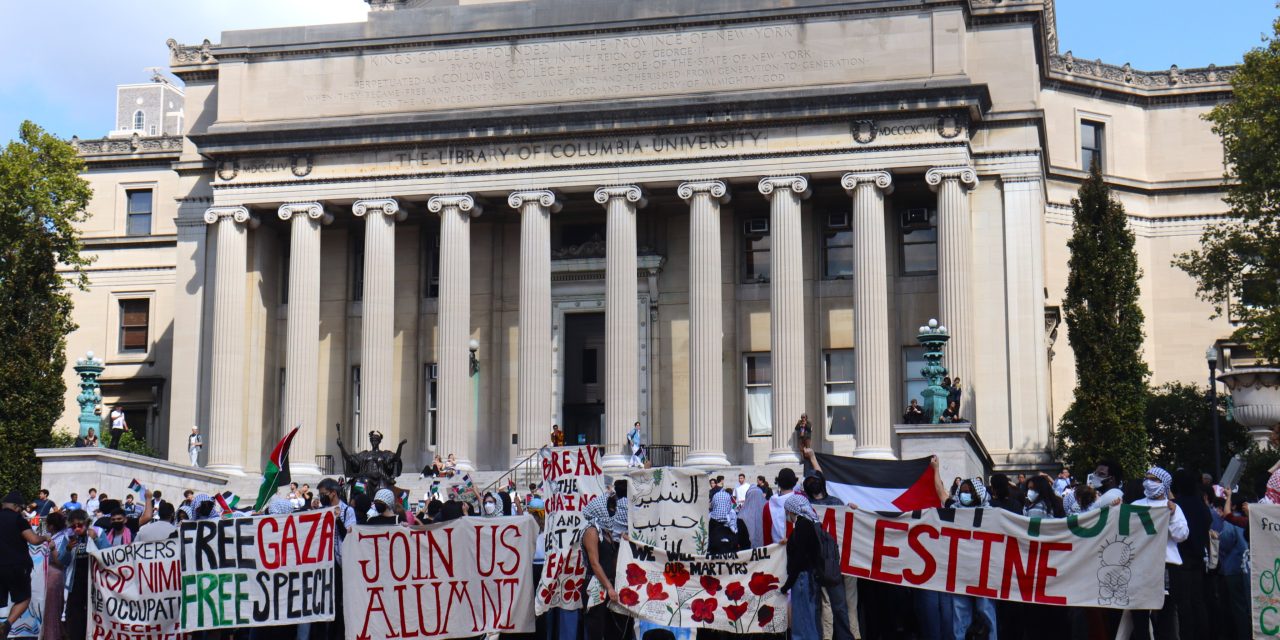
822, 578, 855, 640
791, 572, 822, 639
952, 595, 997, 640
914, 589, 955, 640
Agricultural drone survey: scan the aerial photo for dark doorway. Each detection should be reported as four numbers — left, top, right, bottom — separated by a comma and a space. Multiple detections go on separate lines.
562, 313, 605, 446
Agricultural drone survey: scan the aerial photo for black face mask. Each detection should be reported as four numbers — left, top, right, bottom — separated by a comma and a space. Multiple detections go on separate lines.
319, 494, 332, 507
111, 522, 125, 532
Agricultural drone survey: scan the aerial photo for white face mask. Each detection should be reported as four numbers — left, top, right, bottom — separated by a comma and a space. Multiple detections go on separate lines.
1087, 473, 1107, 489
1143, 479, 1166, 500
1026, 490, 1039, 503
959, 492, 974, 506
483, 502, 497, 515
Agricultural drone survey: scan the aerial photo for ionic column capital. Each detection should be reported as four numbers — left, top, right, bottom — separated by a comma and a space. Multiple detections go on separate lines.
840, 171, 894, 195
428, 194, 482, 218
352, 198, 405, 221
926, 166, 979, 191
593, 185, 646, 208
277, 202, 334, 225
203, 206, 258, 228
677, 180, 730, 203
757, 176, 811, 200
507, 190, 562, 213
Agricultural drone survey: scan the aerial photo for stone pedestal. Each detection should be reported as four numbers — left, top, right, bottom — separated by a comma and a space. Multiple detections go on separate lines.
38, 447, 231, 509
894, 422, 991, 485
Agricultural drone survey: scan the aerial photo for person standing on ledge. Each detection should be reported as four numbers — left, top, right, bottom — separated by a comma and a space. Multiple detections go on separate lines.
107, 405, 127, 449
794, 413, 813, 453
188, 425, 203, 467
551, 424, 565, 447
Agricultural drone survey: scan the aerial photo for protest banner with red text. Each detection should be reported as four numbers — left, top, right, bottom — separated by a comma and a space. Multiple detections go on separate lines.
815, 504, 1169, 609
611, 541, 789, 634
178, 511, 336, 631
535, 445, 607, 614
343, 515, 538, 640
89, 538, 182, 640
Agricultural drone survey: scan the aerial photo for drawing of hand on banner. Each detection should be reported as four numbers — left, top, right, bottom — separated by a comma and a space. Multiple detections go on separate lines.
611, 541, 789, 634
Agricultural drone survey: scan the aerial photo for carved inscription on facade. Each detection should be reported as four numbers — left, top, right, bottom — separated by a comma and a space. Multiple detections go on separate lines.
239, 15, 936, 121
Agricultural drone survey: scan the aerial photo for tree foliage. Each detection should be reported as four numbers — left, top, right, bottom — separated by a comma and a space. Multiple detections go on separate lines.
0, 121, 91, 500
1055, 166, 1151, 479
1144, 382, 1249, 477
1175, 16, 1280, 363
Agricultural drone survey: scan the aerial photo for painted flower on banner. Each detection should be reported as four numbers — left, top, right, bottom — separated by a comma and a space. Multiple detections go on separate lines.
646, 582, 669, 601
748, 572, 779, 596
724, 602, 749, 622
757, 605, 775, 627
626, 563, 648, 588
690, 598, 718, 623
725, 582, 745, 601
562, 578, 581, 601
699, 575, 721, 596
664, 562, 691, 587
541, 584, 554, 603
618, 588, 640, 606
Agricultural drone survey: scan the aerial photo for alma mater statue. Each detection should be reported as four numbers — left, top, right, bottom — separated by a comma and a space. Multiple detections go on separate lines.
336, 425, 407, 492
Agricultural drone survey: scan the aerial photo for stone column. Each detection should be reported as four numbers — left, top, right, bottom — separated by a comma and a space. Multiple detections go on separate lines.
595, 185, 645, 472
352, 199, 402, 447
927, 167, 979, 421
277, 202, 332, 476
430, 195, 482, 471
204, 206, 257, 475
510, 190, 559, 456
679, 180, 731, 469
841, 172, 896, 459
758, 176, 809, 464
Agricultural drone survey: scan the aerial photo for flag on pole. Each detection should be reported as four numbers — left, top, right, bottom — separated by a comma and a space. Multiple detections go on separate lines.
253, 426, 300, 512
215, 491, 241, 515
127, 479, 144, 495
813, 453, 942, 512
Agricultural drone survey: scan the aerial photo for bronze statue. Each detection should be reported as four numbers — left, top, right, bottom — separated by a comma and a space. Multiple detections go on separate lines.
336, 425, 407, 493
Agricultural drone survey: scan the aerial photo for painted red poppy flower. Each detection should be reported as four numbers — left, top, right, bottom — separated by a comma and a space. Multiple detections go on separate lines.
647, 582, 669, 601
725, 602, 750, 622
618, 588, 640, 606
699, 575, 722, 596
690, 597, 718, 623
748, 572, 779, 596
626, 563, 647, 587
663, 562, 691, 587
757, 605, 775, 627
725, 582, 745, 601
562, 579, 580, 601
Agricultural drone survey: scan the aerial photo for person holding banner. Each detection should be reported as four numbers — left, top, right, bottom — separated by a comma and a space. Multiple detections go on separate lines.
581, 482, 632, 640
41, 511, 67, 640
1128, 466, 1188, 639
55, 509, 106, 640
0, 492, 47, 638
780, 493, 824, 640
951, 478, 998, 639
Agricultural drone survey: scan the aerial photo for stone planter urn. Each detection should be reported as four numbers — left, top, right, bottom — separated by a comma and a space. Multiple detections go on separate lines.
1218, 367, 1280, 448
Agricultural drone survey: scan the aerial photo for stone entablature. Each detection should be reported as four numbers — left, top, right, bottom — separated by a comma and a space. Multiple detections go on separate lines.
72, 134, 182, 159
1047, 53, 1234, 94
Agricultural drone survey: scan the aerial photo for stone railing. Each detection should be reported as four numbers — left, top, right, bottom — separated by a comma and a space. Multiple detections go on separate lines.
166, 38, 216, 66
72, 134, 183, 157
1048, 52, 1236, 91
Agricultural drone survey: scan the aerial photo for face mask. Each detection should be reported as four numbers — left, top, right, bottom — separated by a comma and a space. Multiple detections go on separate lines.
1143, 479, 1166, 499
1087, 473, 1107, 489
1026, 490, 1039, 503
366, 508, 377, 519
959, 492, 974, 506
319, 494, 332, 507
111, 522, 125, 532
483, 502, 497, 515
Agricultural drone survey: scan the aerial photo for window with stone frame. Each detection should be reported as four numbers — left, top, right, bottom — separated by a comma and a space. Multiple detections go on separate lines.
744, 353, 772, 436
350, 365, 361, 438
351, 239, 364, 302
422, 227, 440, 299
823, 350, 856, 435
125, 189, 153, 236
1081, 120, 1105, 172
742, 218, 771, 283
118, 299, 149, 353
899, 207, 938, 274
822, 211, 854, 279
903, 346, 928, 413
424, 363, 438, 447
133, 110, 145, 131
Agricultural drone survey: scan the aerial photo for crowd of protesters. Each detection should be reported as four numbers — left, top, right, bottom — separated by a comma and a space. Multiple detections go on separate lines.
8, 424, 1276, 640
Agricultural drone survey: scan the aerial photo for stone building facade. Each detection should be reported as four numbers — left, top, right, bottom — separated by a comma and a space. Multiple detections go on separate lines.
63, 0, 1236, 477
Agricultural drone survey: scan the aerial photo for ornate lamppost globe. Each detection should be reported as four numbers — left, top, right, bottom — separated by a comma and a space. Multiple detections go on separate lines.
928, 319, 939, 329
468, 338, 480, 352
918, 326, 929, 334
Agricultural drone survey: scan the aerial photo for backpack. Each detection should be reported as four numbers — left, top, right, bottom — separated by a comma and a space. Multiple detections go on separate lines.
814, 525, 843, 587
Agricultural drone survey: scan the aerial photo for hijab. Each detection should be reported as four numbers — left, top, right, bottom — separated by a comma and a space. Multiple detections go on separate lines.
740, 485, 767, 548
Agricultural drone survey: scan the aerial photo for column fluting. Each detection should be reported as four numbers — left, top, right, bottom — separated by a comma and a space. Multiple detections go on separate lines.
430, 195, 481, 471
595, 185, 644, 472
204, 206, 256, 474
927, 167, 979, 421
352, 199, 402, 449
758, 176, 809, 464
510, 190, 558, 457
679, 180, 731, 469
278, 202, 331, 476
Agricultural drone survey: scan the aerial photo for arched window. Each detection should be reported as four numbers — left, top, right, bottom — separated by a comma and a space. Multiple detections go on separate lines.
133, 110, 145, 131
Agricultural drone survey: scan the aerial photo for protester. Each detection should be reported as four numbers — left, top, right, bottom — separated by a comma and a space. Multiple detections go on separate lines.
33, 489, 54, 519
108, 405, 128, 449
763, 467, 798, 544
988, 473, 1022, 513
41, 511, 67, 640
123, 493, 142, 518
62, 492, 82, 511
780, 493, 824, 640
1128, 466, 1188, 638
1023, 475, 1065, 518
1054, 468, 1071, 496
0, 492, 46, 637
368, 489, 399, 525
739, 484, 767, 549
948, 376, 963, 413
1171, 468, 1211, 639
83, 427, 99, 448
1216, 494, 1250, 639
794, 413, 813, 452
82, 488, 98, 516
188, 425, 203, 466
57, 509, 104, 640
952, 478, 998, 639
581, 480, 631, 640
903, 398, 925, 423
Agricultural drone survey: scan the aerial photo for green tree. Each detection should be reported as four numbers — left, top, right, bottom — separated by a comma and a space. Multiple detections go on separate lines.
0, 121, 91, 499
1175, 16, 1280, 363
1144, 382, 1249, 476
1055, 166, 1151, 479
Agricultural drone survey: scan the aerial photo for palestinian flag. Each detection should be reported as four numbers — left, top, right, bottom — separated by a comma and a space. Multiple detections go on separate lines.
216, 491, 241, 515
254, 426, 300, 512
814, 453, 942, 512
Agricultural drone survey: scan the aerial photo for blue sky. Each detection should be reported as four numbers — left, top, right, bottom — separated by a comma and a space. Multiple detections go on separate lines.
0, 0, 1275, 143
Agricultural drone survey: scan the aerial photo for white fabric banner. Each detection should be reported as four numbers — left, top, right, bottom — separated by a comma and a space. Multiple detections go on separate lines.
535, 445, 607, 615
612, 541, 789, 634
89, 538, 182, 639
343, 516, 538, 640
815, 504, 1169, 609
628, 467, 708, 556
178, 511, 337, 631
1250, 503, 1280, 636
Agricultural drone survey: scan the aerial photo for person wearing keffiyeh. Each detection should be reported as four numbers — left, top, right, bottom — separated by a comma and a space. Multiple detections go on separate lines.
580, 480, 631, 640
781, 492, 826, 640
951, 478, 997, 639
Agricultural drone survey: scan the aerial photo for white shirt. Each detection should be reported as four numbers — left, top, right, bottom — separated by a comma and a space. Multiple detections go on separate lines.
1130, 497, 1188, 565
189, 433, 202, 451
136, 521, 177, 543
764, 490, 793, 544
734, 483, 749, 505
85, 498, 100, 514
110, 410, 125, 430
1085, 487, 1125, 512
